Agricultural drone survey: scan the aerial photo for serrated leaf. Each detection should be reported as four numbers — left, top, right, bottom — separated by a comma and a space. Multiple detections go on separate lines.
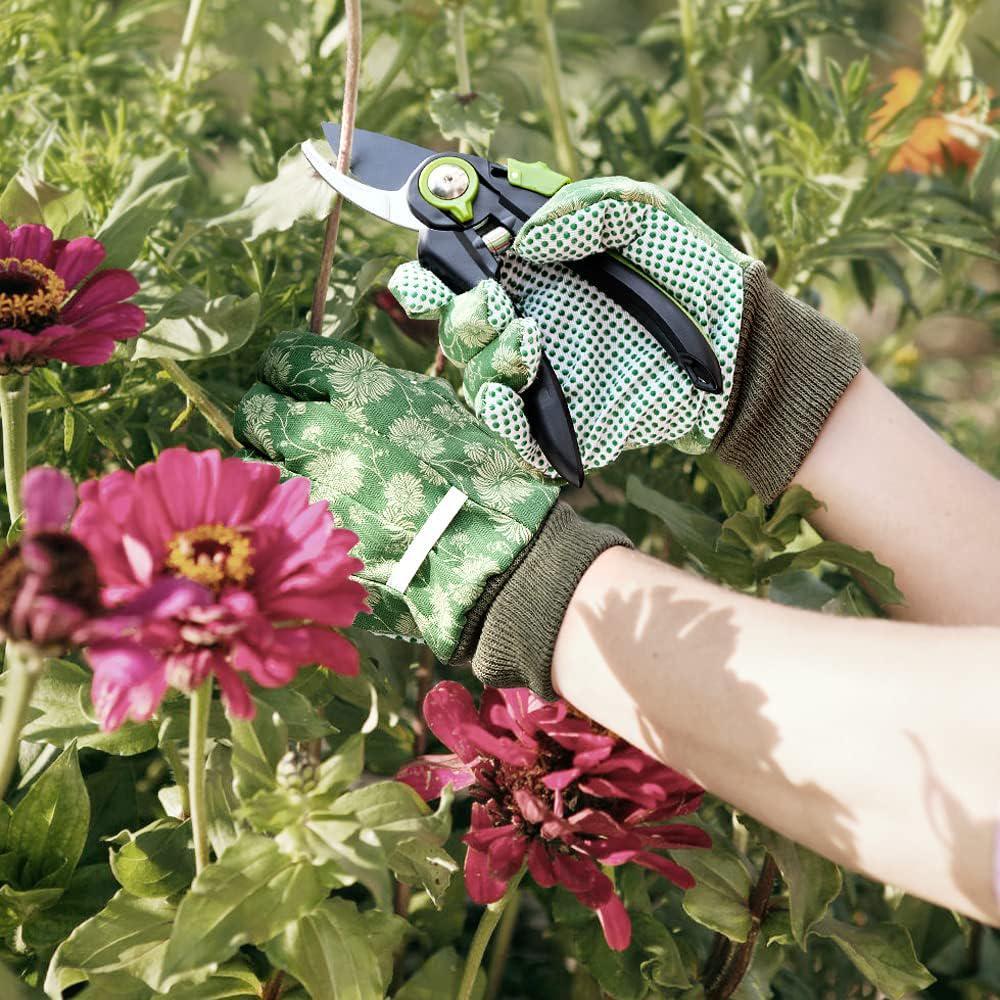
208, 141, 337, 240
263, 897, 386, 999
813, 915, 935, 998
109, 818, 196, 898
759, 540, 902, 605
95, 151, 190, 269
45, 891, 176, 996
7, 742, 89, 888
160, 833, 328, 985
133, 287, 260, 361
745, 821, 841, 944
428, 90, 503, 156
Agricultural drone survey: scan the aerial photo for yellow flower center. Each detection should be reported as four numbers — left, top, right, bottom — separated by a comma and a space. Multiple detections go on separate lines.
0, 258, 67, 331
165, 524, 254, 590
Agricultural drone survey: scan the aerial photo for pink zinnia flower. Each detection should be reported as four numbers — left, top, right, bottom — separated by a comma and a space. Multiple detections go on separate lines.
398, 682, 710, 951
0, 220, 144, 373
70, 448, 368, 729
0, 467, 101, 647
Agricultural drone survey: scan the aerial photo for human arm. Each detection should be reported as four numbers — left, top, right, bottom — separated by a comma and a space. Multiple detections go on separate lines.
552, 543, 1000, 924
795, 365, 1000, 626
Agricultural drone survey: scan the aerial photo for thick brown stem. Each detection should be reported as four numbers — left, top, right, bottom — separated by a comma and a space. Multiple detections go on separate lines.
310, 0, 362, 334
705, 854, 778, 1000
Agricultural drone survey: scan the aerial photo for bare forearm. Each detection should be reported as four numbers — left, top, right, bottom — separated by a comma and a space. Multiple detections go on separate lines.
552, 545, 1000, 923
795, 367, 1000, 625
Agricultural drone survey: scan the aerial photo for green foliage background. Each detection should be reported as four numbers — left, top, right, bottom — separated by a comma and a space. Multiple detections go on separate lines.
1, 0, 998, 997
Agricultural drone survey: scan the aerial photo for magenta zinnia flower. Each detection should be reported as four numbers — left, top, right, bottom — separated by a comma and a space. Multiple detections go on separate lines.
0, 467, 101, 647
70, 448, 368, 728
398, 682, 710, 951
0, 220, 144, 372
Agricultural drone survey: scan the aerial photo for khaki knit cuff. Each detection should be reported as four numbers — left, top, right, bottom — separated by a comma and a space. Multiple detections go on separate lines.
714, 263, 864, 503
451, 502, 632, 700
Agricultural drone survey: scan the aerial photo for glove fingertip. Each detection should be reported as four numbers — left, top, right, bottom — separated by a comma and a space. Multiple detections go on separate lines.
474, 381, 549, 474
388, 260, 454, 319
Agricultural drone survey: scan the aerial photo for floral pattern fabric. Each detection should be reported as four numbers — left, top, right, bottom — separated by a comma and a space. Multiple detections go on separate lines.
389, 175, 752, 477
234, 332, 559, 661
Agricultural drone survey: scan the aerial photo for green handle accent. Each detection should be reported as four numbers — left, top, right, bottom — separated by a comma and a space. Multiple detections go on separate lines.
418, 156, 479, 223
506, 158, 571, 196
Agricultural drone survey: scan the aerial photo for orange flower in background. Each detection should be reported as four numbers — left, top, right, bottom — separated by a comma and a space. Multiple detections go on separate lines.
868, 67, 996, 174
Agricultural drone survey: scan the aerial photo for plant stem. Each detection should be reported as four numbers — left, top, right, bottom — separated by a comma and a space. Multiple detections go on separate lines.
164, 0, 208, 117
448, 4, 472, 154
485, 883, 521, 1000
0, 374, 30, 526
705, 853, 778, 999
678, 0, 706, 211
262, 970, 284, 1000
310, 0, 363, 334
157, 359, 239, 450
188, 677, 213, 873
459, 869, 525, 1000
529, 0, 579, 177
0, 644, 44, 799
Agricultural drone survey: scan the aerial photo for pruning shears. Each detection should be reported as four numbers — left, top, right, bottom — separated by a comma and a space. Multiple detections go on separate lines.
302, 125, 723, 487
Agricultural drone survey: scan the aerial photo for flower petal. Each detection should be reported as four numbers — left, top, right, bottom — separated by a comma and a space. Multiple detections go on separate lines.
53, 236, 106, 288
21, 466, 76, 533
10, 223, 54, 264
464, 804, 509, 904
596, 893, 632, 951
61, 269, 139, 322
86, 639, 167, 730
397, 754, 476, 801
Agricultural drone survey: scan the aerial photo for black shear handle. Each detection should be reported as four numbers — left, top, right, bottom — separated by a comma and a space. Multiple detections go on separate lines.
566, 253, 724, 394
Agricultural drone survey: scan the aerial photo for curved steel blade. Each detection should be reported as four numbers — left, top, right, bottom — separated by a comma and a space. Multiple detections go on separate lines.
301, 140, 421, 232
323, 123, 435, 191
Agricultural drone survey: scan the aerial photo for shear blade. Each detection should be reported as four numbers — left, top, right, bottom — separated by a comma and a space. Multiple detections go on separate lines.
301, 139, 422, 232
322, 124, 436, 191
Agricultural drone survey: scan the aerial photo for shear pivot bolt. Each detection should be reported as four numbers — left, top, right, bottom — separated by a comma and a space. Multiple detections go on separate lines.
427, 164, 469, 201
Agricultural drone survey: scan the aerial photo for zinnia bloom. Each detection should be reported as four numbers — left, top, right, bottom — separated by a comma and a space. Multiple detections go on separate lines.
0, 221, 144, 373
869, 68, 997, 174
0, 467, 102, 647
398, 682, 710, 951
70, 448, 368, 728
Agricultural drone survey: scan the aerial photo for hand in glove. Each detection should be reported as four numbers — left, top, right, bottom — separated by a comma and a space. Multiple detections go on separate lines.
235, 332, 630, 698
389, 176, 863, 502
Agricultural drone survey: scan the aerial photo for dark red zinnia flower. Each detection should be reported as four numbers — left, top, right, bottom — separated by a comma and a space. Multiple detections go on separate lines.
0, 221, 145, 372
398, 682, 710, 951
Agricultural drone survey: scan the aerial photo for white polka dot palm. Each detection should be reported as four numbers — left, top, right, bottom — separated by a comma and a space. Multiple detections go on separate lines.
389, 177, 750, 478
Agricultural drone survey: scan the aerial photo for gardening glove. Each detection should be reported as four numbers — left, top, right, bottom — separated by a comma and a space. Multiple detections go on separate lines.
388, 177, 864, 502
234, 331, 630, 698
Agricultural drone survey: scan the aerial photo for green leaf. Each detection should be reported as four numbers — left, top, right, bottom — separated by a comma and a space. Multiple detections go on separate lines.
20, 862, 118, 951
109, 818, 196, 898
758, 541, 903, 605
764, 486, 822, 545
95, 150, 191, 269
745, 821, 841, 944
160, 833, 328, 985
395, 947, 485, 1000
204, 744, 240, 858
20, 659, 156, 755
7, 742, 89, 888
314, 732, 365, 796
158, 961, 262, 999
813, 915, 935, 999
228, 699, 287, 800
0, 171, 86, 236
719, 496, 778, 553
695, 454, 753, 516
428, 89, 503, 156
631, 912, 692, 989
208, 141, 337, 240
0, 884, 64, 932
251, 683, 336, 742
133, 287, 261, 361
45, 891, 176, 996
672, 834, 753, 941
626, 476, 754, 587
263, 897, 387, 999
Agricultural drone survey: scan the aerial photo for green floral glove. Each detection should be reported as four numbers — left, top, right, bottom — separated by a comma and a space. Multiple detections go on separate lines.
234, 332, 629, 693
389, 176, 863, 501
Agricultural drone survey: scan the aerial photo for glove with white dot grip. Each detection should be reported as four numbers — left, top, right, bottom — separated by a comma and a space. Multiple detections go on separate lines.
389, 176, 864, 502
